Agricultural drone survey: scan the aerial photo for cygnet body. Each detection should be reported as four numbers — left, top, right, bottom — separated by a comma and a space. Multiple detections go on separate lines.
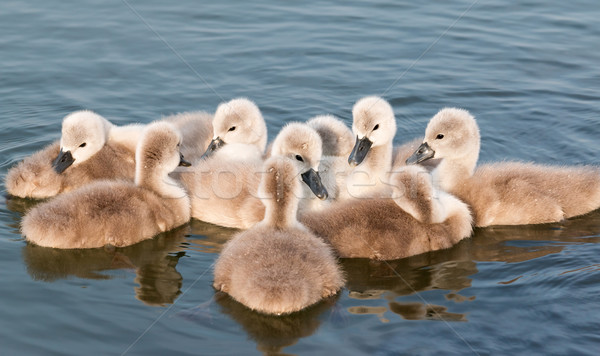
21, 122, 191, 249
175, 122, 329, 229
300, 165, 472, 260
406, 108, 600, 226
213, 156, 344, 315
5, 110, 212, 199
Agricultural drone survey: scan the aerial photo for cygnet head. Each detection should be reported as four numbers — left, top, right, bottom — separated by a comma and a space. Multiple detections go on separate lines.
406, 108, 480, 171
202, 98, 267, 159
349, 96, 397, 166
306, 114, 354, 157
257, 156, 303, 229
53, 110, 113, 173
135, 121, 191, 186
271, 123, 328, 200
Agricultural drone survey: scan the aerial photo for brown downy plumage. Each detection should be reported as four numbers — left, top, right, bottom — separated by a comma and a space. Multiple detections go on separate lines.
5, 110, 212, 199
21, 122, 191, 249
5, 140, 135, 199
213, 156, 344, 315
406, 108, 600, 227
300, 165, 473, 260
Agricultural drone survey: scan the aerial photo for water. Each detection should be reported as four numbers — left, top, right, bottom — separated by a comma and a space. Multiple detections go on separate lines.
1, 0, 600, 354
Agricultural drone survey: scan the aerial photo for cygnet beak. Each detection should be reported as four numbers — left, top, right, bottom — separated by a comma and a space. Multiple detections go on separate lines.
52, 149, 75, 174
406, 142, 435, 165
348, 136, 373, 167
179, 153, 191, 167
201, 137, 225, 160
301, 168, 328, 200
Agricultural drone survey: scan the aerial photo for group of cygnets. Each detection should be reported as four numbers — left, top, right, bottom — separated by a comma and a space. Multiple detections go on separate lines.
7, 96, 600, 315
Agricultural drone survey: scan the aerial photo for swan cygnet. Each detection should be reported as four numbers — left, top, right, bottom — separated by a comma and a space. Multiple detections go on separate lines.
173, 122, 330, 229
406, 108, 600, 227
5, 110, 141, 199
213, 156, 345, 315
342, 96, 397, 199
163, 110, 213, 163
306, 114, 355, 157
201, 98, 267, 162
300, 165, 473, 260
270, 122, 331, 211
21, 122, 192, 249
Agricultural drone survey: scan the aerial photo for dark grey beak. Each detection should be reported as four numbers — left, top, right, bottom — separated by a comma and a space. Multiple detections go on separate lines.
348, 136, 373, 167
301, 168, 328, 200
406, 142, 435, 165
201, 137, 225, 160
52, 149, 75, 174
179, 153, 191, 167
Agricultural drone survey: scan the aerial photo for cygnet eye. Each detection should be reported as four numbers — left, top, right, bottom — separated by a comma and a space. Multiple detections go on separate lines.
373, 124, 379, 131
295, 155, 304, 162
79, 142, 87, 148
436, 134, 444, 139
228, 126, 236, 132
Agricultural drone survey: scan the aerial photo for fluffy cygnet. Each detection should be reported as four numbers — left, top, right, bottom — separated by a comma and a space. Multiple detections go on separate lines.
306, 114, 355, 157
5, 111, 140, 198
174, 122, 330, 229
163, 110, 214, 163
213, 156, 345, 315
21, 121, 191, 249
300, 165, 473, 260
342, 96, 397, 199
5, 110, 212, 199
201, 98, 267, 162
406, 108, 600, 226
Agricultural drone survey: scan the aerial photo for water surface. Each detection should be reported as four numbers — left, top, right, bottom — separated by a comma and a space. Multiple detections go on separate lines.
2, 0, 600, 354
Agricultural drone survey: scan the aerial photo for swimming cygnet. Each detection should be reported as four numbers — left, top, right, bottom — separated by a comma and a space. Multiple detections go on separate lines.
342, 96, 397, 199
300, 165, 473, 260
174, 122, 329, 229
213, 156, 345, 315
21, 121, 191, 249
201, 98, 267, 162
5, 110, 141, 199
270, 122, 331, 211
406, 108, 600, 226
5, 110, 212, 199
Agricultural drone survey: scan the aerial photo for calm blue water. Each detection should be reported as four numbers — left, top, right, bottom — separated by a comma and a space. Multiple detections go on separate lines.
2, 0, 600, 354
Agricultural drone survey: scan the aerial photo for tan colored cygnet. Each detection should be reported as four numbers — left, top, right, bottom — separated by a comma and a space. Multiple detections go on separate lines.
5, 110, 212, 199
5, 110, 140, 198
213, 156, 344, 315
406, 108, 600, 226
300, 165, 473, 260
175, 122, 329, 229
343, 96, 396, 199
163, 110, 214, 163
21, 122, 191, 249
202, 98, 267, 162
270, 122, 331, 212
306, 114, 354, 157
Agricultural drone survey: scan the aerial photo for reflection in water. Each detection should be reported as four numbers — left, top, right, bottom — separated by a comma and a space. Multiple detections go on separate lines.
388, 302, 466, 322
21, 225, 190, 306
186, 218, 238, 254
215, 291, 340, 355
341, 210, 600, 323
